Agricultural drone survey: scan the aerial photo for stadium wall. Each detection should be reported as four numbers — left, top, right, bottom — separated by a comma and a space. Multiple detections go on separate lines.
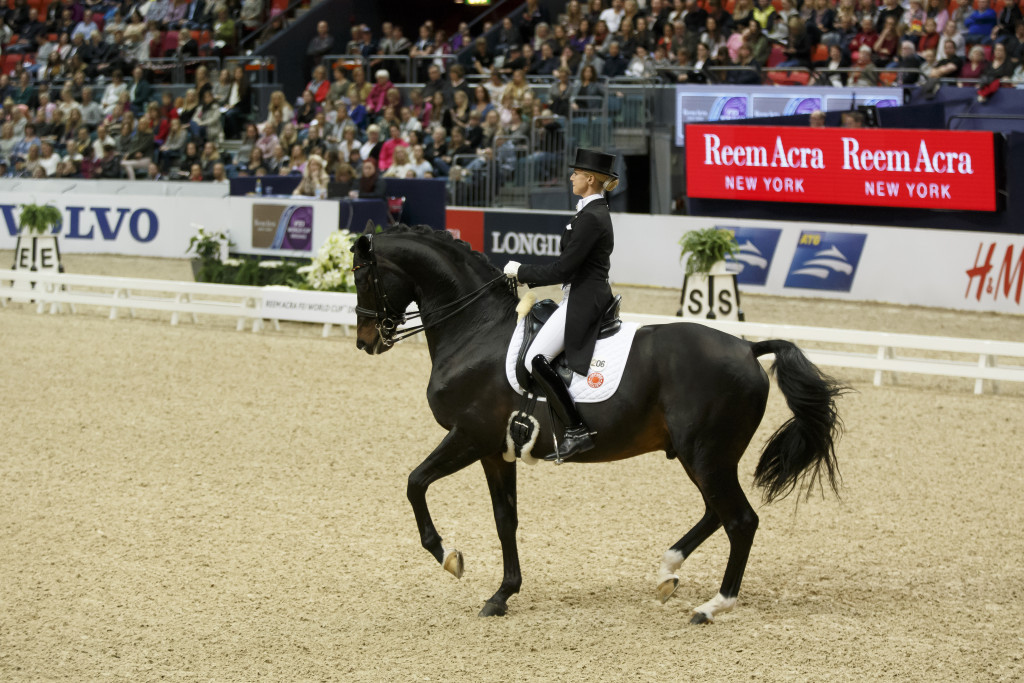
2, 182, 1022, 315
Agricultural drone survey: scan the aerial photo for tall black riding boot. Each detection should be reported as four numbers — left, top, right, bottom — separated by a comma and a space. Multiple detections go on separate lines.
531, 354, 595, 462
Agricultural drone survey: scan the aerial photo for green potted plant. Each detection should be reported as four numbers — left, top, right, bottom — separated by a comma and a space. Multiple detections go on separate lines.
18, 203, 63, 235
677, 228, 743, 320
186, 225, 232, 281
678, 227, 739, 277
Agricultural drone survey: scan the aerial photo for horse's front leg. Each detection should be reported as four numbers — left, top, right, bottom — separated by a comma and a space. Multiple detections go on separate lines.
407, 429, 479, 577
477, 454, 520, 617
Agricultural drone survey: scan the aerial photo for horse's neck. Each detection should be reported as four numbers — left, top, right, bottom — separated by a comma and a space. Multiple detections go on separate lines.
395, 244, 515, 364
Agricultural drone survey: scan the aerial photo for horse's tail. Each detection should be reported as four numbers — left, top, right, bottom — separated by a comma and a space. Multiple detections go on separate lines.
750, 340, 848, 504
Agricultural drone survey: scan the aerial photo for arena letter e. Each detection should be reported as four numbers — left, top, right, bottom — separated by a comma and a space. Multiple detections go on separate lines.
685, 124, 997, 212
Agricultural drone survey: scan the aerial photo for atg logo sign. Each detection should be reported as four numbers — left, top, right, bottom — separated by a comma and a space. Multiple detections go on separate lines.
784, 231, 867, 292
718, 226, 781, 286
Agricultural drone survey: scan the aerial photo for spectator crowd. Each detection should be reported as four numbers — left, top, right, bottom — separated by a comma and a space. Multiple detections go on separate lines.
1, 0, 1023, 188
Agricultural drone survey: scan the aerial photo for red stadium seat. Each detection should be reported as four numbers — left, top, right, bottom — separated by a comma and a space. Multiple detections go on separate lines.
767, 44, 786, 67
161, 30, 179, 56
91, 12, 104, 32
271, 0, 288, 13
3, 53, 22, 76
879, 71, 899, 85
787, 70, 810, 85
812, 43, 828, 62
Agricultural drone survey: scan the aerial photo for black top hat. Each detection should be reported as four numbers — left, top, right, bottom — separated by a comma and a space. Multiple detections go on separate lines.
569, 148, 618, 179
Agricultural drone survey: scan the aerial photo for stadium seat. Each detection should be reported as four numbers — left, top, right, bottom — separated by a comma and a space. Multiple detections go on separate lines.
161, 30, 179, 56
3, 53, 22, 76
812, 44, 828, 62
91, 11, 104, 32
767, 44, 786, 67
879, 71, 898, 85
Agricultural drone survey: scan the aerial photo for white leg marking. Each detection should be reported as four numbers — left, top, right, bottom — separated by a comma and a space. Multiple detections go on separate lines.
657, 549, 685, 585
693, 592, 737, 622
656, 549, 685, 603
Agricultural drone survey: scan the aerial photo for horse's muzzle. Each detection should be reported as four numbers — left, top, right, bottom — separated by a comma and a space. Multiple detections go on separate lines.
356, 333, 388, 355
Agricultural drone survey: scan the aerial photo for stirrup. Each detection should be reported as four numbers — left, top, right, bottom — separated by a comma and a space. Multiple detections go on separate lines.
544, 426, 596, 464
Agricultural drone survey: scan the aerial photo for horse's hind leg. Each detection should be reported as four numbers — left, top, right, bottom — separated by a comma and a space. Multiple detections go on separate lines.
407, 429, 480, 578
687, 469, 759, 624
657, 501, 722, 603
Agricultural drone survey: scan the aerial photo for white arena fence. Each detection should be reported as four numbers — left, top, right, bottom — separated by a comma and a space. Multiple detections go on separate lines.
3, 269, 1023, 395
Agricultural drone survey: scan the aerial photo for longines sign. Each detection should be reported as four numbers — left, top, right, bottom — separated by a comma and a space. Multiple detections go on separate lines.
685, 124, 997, 212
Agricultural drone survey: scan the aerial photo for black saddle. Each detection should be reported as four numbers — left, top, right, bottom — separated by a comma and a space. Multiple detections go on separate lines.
515, 295, 622, 393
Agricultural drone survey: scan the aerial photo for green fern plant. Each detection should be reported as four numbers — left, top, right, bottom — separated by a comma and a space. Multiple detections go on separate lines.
18, 203, 63, 236
678, 228, 739, 277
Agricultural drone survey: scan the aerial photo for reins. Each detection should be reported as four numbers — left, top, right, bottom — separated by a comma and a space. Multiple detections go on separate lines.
352, 235, 511, 346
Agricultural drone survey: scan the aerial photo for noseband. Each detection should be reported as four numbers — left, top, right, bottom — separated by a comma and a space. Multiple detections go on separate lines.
352, 236, 406, 343
351, 234, 510, 346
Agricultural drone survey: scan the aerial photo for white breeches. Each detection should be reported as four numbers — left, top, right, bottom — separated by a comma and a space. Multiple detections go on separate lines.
526, 292, 569, 371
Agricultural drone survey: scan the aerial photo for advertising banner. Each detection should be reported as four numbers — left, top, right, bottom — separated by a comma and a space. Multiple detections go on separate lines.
0, 191, 342, 259
446, 207, 566, 267
261, 289, 358, 325
685, 124, 997, 211
0, 191, 227, 258
674, 85, 901, 145
447, 208, 1024, 315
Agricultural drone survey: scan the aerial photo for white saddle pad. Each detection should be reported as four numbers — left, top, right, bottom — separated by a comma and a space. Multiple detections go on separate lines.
505, 319, 640, 403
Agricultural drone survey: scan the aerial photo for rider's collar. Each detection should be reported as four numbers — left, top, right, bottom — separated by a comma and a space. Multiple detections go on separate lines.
575, 194, 604, 213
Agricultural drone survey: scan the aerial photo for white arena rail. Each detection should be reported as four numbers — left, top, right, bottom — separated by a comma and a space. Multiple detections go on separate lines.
0, 269, 271, 332
2, 269, 1022, 395
623, 313, 1024, 395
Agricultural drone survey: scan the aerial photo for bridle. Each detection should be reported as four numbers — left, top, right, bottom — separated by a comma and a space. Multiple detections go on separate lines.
351, 234, 510, 346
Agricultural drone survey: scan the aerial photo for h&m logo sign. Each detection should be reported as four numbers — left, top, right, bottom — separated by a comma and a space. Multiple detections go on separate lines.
1, 204, 159, 242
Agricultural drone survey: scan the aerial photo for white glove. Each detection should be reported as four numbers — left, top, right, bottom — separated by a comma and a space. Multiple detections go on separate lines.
503, 261, 521, 279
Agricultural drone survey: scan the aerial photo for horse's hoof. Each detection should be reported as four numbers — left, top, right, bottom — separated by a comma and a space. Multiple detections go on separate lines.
689, 611, 712, 625
478, 600, 507, 617
442, 548, 464, 579
656, 577, 679, 604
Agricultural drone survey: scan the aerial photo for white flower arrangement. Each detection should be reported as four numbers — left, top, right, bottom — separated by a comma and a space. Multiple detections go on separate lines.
302, 230, 357, 293
187, 223, 232, 262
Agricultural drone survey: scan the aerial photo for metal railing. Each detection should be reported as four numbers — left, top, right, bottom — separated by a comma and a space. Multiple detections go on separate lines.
447, 113, 573, 209
223, 56, 277, 85
145, 56, 221, 83
568, 95, 610, 149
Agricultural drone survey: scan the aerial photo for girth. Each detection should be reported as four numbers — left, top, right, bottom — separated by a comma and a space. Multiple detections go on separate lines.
515, 295, 622, 393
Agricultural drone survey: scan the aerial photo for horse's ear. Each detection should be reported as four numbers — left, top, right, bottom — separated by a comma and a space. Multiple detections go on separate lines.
353, 234, 371, 256
363, 220, 376, 235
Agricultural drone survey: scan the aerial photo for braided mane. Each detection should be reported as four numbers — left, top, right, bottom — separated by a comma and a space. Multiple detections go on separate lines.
382, 223, 517, 301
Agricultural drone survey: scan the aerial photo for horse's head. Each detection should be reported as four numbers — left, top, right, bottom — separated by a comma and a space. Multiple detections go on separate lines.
351, 230, 416, 355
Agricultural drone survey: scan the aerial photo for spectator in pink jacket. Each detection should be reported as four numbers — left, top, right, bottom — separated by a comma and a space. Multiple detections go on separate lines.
366, 69, 395, 116
377, 122, 408, 171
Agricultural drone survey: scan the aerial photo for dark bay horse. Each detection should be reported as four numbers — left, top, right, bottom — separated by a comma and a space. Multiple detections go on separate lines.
351, 224, 845, 623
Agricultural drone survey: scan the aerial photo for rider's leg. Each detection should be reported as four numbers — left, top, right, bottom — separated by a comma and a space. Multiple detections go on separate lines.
523, 299, 595, 461
525, 298, 568, 365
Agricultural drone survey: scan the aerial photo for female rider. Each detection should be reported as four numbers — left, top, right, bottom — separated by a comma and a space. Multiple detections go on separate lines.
503, 148, 618, 462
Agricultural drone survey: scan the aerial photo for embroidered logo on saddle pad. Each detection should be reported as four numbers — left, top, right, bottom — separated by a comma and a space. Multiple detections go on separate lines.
505, 320, 640, 403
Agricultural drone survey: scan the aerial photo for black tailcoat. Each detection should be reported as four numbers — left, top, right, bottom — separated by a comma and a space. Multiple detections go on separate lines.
517, 197, 614, 375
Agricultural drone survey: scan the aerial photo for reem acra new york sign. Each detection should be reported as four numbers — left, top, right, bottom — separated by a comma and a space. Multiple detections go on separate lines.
684, 124, 997, 212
